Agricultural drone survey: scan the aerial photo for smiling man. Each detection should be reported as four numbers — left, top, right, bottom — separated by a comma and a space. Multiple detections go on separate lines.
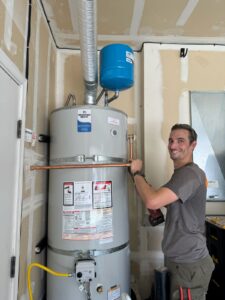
130, 123, 214, 300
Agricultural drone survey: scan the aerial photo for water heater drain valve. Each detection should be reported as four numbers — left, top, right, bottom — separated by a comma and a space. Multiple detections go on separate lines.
75, 259, 96, 283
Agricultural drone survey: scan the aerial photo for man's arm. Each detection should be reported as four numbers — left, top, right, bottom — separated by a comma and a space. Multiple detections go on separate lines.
130, 159, 178, 209
133, 174, 178, 209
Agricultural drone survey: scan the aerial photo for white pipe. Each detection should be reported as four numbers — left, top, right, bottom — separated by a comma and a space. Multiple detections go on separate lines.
121, 293, 132, 300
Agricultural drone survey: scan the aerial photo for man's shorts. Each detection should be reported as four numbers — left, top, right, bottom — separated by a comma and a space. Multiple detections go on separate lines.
165, 255, 215, 300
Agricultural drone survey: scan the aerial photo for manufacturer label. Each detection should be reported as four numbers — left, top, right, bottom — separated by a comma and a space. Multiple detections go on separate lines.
108, 116, 120, 126
126, 51, 134, 64
77, 109, 91, 132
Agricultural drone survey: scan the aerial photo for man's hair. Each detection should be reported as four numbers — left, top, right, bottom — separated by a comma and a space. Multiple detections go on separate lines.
171, 123, 197, 143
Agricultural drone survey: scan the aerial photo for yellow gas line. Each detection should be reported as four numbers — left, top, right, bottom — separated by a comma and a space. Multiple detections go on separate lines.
27, 263, 73, 300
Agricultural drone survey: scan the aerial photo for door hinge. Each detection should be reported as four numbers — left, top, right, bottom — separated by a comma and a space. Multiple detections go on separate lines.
17, 120, 22, 139
10, 256, 16, 278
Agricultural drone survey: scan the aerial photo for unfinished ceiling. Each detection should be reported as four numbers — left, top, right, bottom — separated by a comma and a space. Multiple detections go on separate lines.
40, 0, 225, 51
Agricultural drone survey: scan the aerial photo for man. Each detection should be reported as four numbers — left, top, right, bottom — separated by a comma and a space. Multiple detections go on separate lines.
130, 124, 214, 300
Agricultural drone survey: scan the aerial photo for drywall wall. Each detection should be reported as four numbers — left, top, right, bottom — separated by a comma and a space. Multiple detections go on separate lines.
0, 0, 27, 72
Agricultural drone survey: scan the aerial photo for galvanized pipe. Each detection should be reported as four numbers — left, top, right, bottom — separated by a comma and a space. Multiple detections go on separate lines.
77, 0, 98, 105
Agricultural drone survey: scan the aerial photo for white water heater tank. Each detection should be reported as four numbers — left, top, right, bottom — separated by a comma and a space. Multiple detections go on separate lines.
47, 105, 130, 300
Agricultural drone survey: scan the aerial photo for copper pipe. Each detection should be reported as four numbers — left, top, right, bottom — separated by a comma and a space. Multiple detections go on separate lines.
30, 162, 131, 171
129, 142, 133, 161
128, 134, 135, 161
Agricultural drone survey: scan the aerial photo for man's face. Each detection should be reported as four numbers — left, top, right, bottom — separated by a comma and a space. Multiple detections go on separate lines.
168, 129, 196, 162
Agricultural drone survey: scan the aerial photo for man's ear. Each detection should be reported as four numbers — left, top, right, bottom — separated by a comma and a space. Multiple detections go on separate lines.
191, 140, 197, 150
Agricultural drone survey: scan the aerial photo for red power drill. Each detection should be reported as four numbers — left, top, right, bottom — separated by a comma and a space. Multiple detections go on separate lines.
148, 208, 165, 226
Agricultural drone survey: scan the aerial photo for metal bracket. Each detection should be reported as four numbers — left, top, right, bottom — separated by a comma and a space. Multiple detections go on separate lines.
10, 256, 16, 278
35, 237, 47, 254
180, 48, 188, 58
17, 120, 22, 139
38, 134, 50, 143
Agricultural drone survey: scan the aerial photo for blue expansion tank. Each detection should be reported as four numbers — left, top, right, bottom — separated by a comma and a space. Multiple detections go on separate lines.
100, 43, 134, 91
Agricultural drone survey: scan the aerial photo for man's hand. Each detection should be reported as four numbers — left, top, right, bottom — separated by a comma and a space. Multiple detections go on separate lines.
130, 159, 143, 175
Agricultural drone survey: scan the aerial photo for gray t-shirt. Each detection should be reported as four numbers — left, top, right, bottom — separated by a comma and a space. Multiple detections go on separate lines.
162, 162, 209, 263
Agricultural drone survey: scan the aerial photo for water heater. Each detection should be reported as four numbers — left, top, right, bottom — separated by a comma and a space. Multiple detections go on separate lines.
47, 105, 130, 300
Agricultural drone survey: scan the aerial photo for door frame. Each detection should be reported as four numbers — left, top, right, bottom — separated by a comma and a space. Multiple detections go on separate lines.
0, 49, 27, 299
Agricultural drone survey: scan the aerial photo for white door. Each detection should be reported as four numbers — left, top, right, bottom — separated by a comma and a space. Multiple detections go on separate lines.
0, 52, 26, 299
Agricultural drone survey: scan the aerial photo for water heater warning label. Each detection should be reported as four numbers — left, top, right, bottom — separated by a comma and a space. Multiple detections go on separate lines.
63, 182, 74, 206
93, 181, 112, 209
62, 180, 113, 241
77, 109, 91, 132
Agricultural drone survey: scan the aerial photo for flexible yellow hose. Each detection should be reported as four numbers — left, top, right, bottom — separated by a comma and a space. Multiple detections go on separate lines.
27, 262, 72, 300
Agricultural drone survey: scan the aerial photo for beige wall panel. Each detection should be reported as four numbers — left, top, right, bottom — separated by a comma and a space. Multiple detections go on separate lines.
34, 169, 48, 196
109, 88, 134, 124
30, 269, 45, 300
184, 1, 225, 37
128, 179, 139, 251
144, 46, 170, 187
18, 217, 29, 298
29, 0, 38, 51
43, 0, 73, 32
32, 206, 47, 254
30, 205, 46, 300
25, 2, 38, 129
139, 0, 225, 40
110, 88, 134, 116
35, 18, 52, 156
36, 18, 50, 127
131, 260, 140, 280
22, 179, 31, 200
61, 38, 80, 49
0, 1, 26, 73
14, 0, 28, 32
161, 50, 182, 128
48, 46, 57, 113
160, 50, 186, 177
140, 0, 186, 34
19, 2, 53, 298
22, 147, 32, 198
9, 23, 25, 72
64, 53, 84, 105
130, 260, 142, 297
98, 0, 134, 35
189, 51, 225, 90
25, 53, 35, 129
146, 227, 164, 251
